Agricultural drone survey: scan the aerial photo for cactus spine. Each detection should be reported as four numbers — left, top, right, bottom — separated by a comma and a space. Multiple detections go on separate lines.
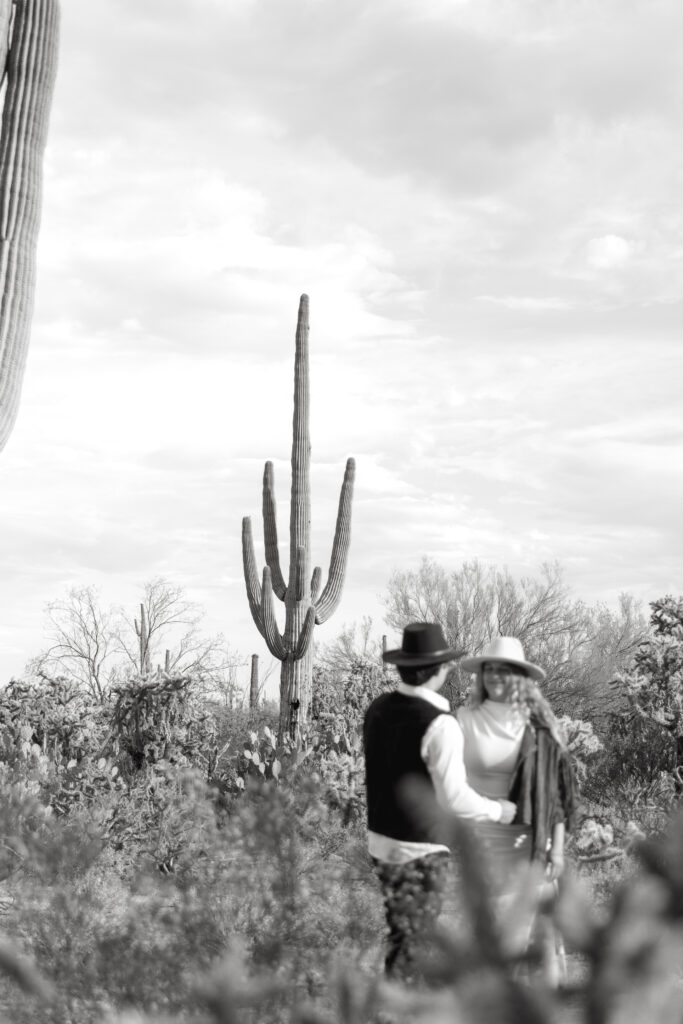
242, 294, 355, 740
0, 0, 59, 451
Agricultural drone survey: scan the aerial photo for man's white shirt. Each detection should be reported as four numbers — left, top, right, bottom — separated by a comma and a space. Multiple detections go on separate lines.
367, 683, 502, 864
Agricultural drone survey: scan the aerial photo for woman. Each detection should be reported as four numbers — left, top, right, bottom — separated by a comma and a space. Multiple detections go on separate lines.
456, 636, 577, 899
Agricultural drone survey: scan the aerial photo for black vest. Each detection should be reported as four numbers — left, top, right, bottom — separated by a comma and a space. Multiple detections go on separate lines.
363, 691, 446, 843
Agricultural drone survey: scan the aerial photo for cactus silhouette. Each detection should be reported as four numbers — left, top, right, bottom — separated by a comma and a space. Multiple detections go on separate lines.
0, 0, 59, 451
249, 653, 259, 710
134, 602, 152, 675
242, 294, 355, 740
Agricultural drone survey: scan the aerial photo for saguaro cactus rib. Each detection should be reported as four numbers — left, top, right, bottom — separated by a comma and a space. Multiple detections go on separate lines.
294, 545, 306, 602
0, 0, 59, 451
314, 456, 356, 624
262, 461, 287, 600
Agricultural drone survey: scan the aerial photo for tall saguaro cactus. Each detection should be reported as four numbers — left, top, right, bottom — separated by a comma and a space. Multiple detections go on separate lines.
0, 0, 59, 452
242, 294, 355, 740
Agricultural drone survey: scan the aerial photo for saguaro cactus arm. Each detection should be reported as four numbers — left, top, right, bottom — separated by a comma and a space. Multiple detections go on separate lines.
310, 566, 322, 602
0, 0, 59, 451
242, 516, 265, 636
243, 515, 288, 658
294, 606, 316, 660
260, 567, 286, 660
262, 461, 287, 600
314, 457, 356, 624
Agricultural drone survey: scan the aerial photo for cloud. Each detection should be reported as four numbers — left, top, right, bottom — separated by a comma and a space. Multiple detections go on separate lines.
3, 0, 683, 685
476, 295, 574, 311
586, 235, 633, 269
41, 0, 683, 355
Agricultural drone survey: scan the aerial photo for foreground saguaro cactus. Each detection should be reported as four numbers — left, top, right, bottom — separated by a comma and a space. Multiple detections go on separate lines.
0, 0, 59, 451
242, 294, 355, 740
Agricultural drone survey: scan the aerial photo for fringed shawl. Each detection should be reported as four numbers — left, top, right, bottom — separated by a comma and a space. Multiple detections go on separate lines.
507, 724, 578, 863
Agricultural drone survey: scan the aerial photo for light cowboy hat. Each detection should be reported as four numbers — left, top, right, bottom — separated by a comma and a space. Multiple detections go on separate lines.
459, 636, 546, 682
382, 622, 465, 667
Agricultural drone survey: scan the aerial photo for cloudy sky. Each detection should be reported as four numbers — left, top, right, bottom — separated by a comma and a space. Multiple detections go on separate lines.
0, 0, 682, 694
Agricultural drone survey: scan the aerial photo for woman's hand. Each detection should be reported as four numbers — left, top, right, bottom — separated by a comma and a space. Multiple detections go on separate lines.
547, 823, 566, 881
546, 850, 565, 881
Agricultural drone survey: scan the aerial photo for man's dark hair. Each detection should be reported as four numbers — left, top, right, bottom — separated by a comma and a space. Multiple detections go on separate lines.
396, 662, 447, 687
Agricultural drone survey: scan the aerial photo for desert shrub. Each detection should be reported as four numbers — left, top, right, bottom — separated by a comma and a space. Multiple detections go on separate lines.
104, 673, 218, 772
4, 658, 683, 1024
209, 773, 382, 1021
0, 766, 55, 884
89, 762, 221, 878
210, 698, 280, 750
0, 757, 383, 1024
311, 656, 386, 738
576, 852, 636, 908
610, 595, 683, 792
584, 712, 675, 806
1, 757, 683, 1023
2, 865, 228, 1022
221, 720, 366, 832
0, 676, 106, 766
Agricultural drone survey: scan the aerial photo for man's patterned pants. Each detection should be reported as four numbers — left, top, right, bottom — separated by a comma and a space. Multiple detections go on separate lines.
372, 851, 450, 983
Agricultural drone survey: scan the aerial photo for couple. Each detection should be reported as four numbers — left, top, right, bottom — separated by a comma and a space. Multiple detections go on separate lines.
363, 622, 576, 982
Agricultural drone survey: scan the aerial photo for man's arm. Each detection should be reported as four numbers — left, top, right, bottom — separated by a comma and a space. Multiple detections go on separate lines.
422, 715, 516, 823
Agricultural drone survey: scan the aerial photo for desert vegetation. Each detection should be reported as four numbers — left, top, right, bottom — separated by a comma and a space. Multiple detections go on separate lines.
0, 569, 680, 1023
0, 5, 680, 1023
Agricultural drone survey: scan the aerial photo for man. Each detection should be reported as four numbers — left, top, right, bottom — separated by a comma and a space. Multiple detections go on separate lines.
363, 622, 517, 982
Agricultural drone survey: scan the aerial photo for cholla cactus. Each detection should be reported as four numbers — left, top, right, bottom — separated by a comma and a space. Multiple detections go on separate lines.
575, 818, 615, 856
242, 294, 355, 740
0, 0, 59, 451
557, 715, 603, 784
612, 596, 683, 790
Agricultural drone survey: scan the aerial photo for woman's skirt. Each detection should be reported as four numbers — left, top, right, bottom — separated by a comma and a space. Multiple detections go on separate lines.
472, 821, 532, 898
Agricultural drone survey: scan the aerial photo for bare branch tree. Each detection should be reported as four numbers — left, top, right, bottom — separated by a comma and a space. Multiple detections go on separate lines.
112, 577, 241, 692
315, 616, 384, 678
383, 559, 646, 714
31, 578, 247, 703
34, 586, 115, 701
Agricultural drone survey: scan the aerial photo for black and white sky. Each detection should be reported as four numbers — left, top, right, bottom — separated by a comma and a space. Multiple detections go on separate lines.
1, 0, 682, 688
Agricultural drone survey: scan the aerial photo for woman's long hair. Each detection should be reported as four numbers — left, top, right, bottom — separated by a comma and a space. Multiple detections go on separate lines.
468, 667, 566, 749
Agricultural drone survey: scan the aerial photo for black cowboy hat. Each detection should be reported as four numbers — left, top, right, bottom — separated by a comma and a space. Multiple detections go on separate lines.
382, 622, 464, 667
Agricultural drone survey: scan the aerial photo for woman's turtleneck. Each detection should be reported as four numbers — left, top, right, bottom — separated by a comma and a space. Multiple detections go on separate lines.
456, 700, 527, 798
479, 698, 527, 728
